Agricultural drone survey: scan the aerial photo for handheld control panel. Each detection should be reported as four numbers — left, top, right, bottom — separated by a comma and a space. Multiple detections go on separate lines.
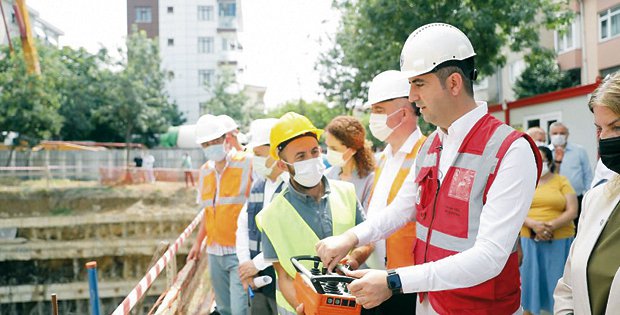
290, 255, 361, 315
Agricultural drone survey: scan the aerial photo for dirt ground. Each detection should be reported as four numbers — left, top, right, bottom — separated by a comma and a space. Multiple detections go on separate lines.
0, 180, 198, 218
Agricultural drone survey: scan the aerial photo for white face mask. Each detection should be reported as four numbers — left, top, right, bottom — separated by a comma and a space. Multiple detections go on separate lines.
252, 156, 275, 178
541, 162, 550, 176
326, 149, 352, 167
369, 109, 404, 141
203, 143, 227, 162
534, 141, 546, 147
550, 134, 567, 146
283, 157, 326, 188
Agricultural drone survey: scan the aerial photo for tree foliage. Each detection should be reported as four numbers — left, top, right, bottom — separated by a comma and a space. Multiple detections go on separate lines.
513, 47, 580, 99
263, 100, 344, 130
0, 42, 63, 146
318, 0, 573, 109
199, 69, 257, 130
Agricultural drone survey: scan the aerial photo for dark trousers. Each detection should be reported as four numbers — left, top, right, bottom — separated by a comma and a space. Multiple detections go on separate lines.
361, 293, 417, 315
250, 291, 277, 315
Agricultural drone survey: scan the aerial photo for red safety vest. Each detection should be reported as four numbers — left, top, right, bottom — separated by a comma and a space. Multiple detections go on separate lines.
413, 114, 541, 314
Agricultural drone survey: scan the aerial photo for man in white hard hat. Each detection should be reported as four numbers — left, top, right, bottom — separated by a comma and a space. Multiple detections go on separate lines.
316, 23, 542, 314
188, 114, 253, 315
235, 118, 287, 315
219, 114, 245, 152
358, 70, 425, 314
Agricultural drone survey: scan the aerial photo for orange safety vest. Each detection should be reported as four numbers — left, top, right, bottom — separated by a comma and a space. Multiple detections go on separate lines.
198, 151, 252, 247
371, 135, 426, 269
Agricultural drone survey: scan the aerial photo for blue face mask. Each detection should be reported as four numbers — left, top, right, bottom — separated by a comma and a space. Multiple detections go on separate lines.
203, 144, 227, 162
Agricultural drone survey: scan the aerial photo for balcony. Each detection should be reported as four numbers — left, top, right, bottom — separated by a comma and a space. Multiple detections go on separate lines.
217, 16, 237, 31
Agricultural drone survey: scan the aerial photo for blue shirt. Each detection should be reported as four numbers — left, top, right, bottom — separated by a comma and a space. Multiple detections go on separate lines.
550, 142, 593, 195
261, 176, 365, 261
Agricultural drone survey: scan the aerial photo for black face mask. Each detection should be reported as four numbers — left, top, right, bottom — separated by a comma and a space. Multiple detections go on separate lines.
599, 135, 620, 174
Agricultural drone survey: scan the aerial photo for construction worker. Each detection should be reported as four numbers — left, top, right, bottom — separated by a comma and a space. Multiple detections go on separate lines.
359, 70, 426, 314
316, 23, 542, 314
235, 118, 287, 315
219, 114, 245, 152
188, 114, 252, 315
255, 112, 373, 315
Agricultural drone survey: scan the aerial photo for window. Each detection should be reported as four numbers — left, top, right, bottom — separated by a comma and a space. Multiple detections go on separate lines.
198, 37, 214, 53
167, 38, 174, 46
198, 69, 215, 86
509, 60, 526, 84
599, 5, 620, 41
221, 38, 236, 51
167, 6, 174, 13
219, 1, 236, 17
198, 5, 213, 21
555, 15, 580, 53
135, 6, 152, 23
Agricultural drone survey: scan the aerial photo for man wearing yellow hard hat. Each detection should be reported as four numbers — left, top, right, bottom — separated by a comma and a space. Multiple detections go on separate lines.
255, 112, 373, 314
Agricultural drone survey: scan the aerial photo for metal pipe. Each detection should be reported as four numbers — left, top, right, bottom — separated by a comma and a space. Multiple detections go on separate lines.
86, 261, 102, 315
51, 293, 59, 315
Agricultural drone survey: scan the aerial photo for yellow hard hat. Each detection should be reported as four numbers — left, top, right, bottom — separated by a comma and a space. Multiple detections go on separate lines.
269, 112, 323, 160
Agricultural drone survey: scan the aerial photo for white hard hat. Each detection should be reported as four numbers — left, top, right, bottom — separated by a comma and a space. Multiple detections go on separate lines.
400, 23, 476, 79
364, 70, 410, 109
218, 115, 239, 133
247, 118, 279, 148
194, 114, 226, 144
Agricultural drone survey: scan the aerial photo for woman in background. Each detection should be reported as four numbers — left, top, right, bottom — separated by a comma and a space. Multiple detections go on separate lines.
520, 146, 578, 315
324, 116, 375, 211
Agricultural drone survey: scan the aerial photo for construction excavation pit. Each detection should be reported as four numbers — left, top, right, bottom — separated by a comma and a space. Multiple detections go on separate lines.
0, 180, 212, 315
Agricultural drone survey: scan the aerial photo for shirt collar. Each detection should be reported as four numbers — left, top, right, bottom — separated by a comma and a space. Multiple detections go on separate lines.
287, 176, 330, 202
384, 127, 422, 158
438, 101, 488, 141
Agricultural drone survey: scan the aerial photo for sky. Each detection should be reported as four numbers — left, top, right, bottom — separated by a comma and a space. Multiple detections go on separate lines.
27, 0, 340, 108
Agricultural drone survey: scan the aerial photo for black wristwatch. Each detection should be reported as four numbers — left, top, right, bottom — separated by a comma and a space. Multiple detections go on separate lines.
386, 269, 403, 295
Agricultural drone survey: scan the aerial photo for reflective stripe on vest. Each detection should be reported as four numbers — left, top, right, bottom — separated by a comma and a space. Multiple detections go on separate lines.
371, 136, 426, 269
414, 124, 513, 252
198, 151, 252, 247
412, 114, 539, 314
255, 179, 357, 277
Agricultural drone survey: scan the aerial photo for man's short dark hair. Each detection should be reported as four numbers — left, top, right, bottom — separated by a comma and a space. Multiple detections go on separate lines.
435, 66, 474, 97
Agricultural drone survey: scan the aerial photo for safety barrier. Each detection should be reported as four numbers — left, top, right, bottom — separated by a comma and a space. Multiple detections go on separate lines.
110, 208, 204, 315
98, 167, 199, 185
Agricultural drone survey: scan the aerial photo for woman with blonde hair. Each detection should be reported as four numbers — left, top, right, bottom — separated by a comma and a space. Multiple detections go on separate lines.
324, 116, 375, 211
554, 72, 620, 314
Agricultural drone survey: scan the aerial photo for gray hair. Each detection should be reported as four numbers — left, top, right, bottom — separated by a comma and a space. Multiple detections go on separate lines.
549, 121, 568, 132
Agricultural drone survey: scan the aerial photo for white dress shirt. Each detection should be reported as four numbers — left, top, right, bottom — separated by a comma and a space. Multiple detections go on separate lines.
364, 128, 422, 270
351, 102, 537, 294
235, 174, 288, 270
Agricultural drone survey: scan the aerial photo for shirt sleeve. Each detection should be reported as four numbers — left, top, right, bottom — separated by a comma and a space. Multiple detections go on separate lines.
559, 176, 576, 195
235, 204, 251, 263
251, 252, 272, 271
396, 137, 538, 293
581, 149, 593, 194
350, 163, 418, 246
354, 200, 366, 225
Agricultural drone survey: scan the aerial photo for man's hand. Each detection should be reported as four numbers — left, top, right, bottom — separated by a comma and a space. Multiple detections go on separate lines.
241, 276, 256, 291
239, 261, 259, 280
341, 255, 360, 271
315, 231, 358, 272
345, 269, 392, 309
295, 303, 305, 315
186, 244, 201, 262
554, 147, 564, 162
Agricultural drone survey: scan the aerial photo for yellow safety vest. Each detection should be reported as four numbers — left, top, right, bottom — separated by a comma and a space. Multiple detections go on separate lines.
256, 179, 357, 314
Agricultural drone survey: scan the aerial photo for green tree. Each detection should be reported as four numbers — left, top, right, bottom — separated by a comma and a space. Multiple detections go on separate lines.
0, 42, 64, 146
93, 28, 179, 164
318, 0, 573, 109
513, 47, 579, 99
200, 69, 255, 130
263, 100, 344, 130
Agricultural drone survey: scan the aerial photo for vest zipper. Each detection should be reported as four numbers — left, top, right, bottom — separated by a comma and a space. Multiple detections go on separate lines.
423, 178, 441, 263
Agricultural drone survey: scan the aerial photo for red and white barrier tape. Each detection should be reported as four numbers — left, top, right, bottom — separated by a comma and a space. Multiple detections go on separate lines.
111, 208, 204, 315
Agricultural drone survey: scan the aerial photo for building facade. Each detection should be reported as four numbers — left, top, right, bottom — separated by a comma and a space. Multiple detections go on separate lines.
127, 0, 247, 123
0, 0, 63, 47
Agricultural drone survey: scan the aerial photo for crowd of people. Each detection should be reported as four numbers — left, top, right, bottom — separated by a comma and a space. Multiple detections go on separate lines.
186, 23, 620, 315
